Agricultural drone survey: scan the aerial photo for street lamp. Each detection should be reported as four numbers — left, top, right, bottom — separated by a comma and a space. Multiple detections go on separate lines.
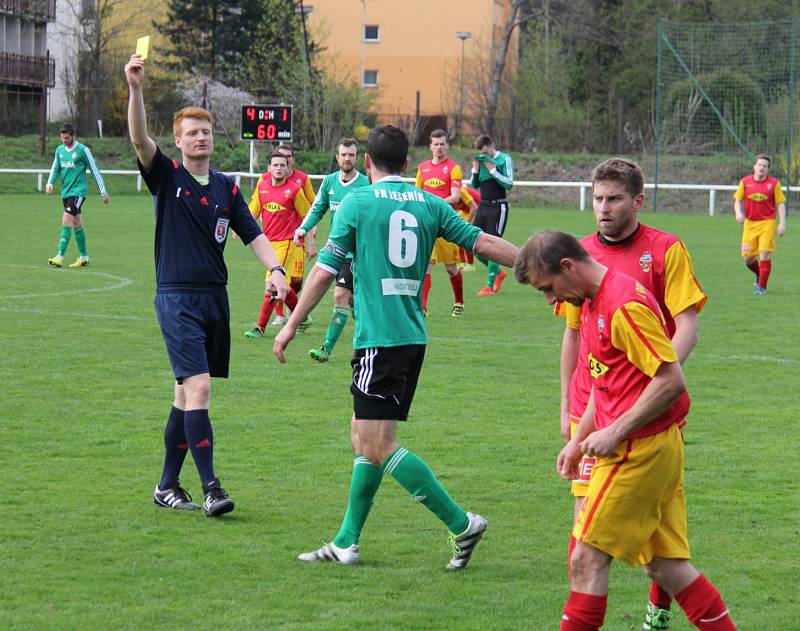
456, 31, 471, 138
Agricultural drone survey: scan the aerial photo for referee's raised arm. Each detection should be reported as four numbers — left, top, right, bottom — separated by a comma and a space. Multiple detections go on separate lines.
125, 54, 157, 170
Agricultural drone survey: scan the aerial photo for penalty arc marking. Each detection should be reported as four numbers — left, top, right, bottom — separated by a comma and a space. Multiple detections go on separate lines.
0, 264, 133, 300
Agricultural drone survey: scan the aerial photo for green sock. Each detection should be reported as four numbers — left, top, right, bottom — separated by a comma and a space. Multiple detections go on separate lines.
332, 455, 383, 548
324, 306, 351, 355
57, 226, 72, 256
383, 446, 469, 534
487, 261, 500, 288
74, 226, 87, 257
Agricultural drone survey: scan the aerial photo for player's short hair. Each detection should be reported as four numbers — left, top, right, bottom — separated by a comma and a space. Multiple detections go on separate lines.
269, 152, 288, 164
513, 230, 589, 283
337, 138, 358, 153
591, 158, 644, 197
430, 129, 448, 142
474, 134, 494, 150
366, 125, 408, 173
754, 154, 771, 166
276, 143, 294, 156
60, 123, 75, 136
173, 107, 212, 137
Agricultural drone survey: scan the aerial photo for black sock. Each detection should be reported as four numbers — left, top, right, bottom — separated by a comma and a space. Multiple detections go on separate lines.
158, 406, 188, 490
184, 409, 216, 487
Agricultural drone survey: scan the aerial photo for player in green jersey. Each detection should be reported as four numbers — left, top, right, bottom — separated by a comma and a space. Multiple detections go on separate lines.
470, 134, 514, 295
293, 138, 369, 362
274, 125, 519, 569
46, 123, 110, 268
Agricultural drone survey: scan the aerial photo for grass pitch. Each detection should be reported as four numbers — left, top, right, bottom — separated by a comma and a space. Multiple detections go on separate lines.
1, 192, 797, 629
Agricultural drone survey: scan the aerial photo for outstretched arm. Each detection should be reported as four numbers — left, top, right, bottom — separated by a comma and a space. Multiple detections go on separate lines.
124, 55, 157, 170
473, 232, 518, 267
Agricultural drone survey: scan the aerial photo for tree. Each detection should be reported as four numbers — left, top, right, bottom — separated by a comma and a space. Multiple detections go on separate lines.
157, 0, 263, 82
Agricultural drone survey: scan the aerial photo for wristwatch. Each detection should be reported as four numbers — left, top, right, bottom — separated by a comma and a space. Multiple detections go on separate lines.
270, 265, 286, 275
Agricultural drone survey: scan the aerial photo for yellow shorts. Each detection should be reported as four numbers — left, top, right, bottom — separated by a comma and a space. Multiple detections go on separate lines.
430, 237, 460, 265
741, 219, 775, 257
264, 239, 303, 282
570, 420, 593, 498
574, 424, 690, 566
289, 242, 305, 280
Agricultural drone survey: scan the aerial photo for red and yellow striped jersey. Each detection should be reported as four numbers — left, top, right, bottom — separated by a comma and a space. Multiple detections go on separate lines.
248, 175, 311, 241
734, 175, 785, 221
415, 159, 462, 200
581, 268, 690, 437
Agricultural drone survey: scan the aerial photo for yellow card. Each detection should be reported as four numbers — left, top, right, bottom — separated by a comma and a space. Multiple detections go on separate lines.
136, 36, 150, 60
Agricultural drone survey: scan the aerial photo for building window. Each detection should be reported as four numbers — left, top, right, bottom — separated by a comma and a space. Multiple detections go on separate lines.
363, 69, 378, 87
364, 25, 379, 42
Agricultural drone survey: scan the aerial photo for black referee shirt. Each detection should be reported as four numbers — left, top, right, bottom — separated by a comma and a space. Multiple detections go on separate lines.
139, 147, 262, 290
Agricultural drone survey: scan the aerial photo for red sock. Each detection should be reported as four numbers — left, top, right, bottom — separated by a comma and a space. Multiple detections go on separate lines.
650, 580, 673, 609
745, 259, 759, 276
466, 249, 474, 264
450, 271, 464, 304
422, 273, 432, 312
459, 247, 467, 264
257, 295, 275, 330
284, 288, 298, 311
560, 591, 607, 630
290, 277, 303, 294
567, 534, 577, 578
275, 302, 285, 317
758, 259, 771, 289
675, 574, 737, 630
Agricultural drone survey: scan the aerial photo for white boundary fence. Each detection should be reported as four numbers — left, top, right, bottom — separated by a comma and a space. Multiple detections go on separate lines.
3, 168, 798, 216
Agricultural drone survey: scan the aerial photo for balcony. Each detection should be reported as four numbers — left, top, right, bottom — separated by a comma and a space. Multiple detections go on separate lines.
0, 0, 56, 21
0, 52, 55, 87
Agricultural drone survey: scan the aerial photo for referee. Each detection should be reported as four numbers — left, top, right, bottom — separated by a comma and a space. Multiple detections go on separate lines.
125, 54, 287, 517
470, 134, 514, 295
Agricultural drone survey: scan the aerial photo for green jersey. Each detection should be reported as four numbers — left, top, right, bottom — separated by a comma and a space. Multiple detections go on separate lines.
317, 176, 482, 348
299, 170, 369, 233
470, 150, 513, 200
47, 141, 107, 199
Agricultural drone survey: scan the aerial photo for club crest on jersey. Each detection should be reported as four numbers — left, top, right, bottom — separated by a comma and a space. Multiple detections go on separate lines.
214, 218, 229, 243
597, 315, 605, 332
639, 251, 652, 273
72, 152, 77, 159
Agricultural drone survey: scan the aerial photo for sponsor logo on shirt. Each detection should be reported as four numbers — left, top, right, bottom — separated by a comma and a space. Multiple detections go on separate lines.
263, 201, 287, 212
381, 278, 421, 296
639, 251, 652, 273
214, 218, 229, 243
424, 178, 446, 188
588, 352, 609, 379
748, 193, 769, 202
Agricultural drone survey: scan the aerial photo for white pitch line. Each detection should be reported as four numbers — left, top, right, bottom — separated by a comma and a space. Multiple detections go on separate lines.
0, 306, 151, 322
0, 264, 133, 300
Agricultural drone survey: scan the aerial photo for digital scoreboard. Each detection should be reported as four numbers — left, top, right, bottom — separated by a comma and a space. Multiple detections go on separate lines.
240, 105, 293, 141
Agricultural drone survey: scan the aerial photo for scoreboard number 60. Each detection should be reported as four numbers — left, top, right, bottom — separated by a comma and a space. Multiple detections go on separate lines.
240, 105, 293, 141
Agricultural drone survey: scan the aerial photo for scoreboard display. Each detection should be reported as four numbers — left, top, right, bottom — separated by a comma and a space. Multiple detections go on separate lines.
241, 105, 293, 141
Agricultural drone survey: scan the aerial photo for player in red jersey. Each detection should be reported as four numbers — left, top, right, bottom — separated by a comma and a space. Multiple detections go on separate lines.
272, 143, 318, 325
415, 130, 467, 317
555, 159, 707, 631
516, 230, 737, 631
455, 186, 480, 270
733, 154, 787, 295
244, 152, 311, 338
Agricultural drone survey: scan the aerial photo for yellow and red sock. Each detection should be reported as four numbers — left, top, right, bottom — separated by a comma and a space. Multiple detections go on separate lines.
675, 574, 736, 630
560, 591, 606, 630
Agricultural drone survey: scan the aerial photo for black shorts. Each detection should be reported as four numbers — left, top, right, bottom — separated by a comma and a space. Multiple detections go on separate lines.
62, 196, 86, 216
473, 199, 509, 237
336, 259, 354, 292
351, 344, 426, 420
154, 288, 231, 381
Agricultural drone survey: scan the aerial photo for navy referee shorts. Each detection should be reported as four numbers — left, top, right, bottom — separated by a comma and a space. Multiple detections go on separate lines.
154, 287, 231, 380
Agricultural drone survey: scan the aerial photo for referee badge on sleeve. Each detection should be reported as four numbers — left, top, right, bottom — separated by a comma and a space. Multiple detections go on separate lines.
214, 218, 230, 243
